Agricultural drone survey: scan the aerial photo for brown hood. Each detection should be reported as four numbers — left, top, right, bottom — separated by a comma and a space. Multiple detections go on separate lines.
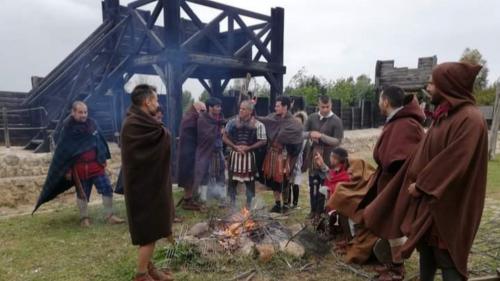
391, 97, 425, 124
432, 62, 482, 109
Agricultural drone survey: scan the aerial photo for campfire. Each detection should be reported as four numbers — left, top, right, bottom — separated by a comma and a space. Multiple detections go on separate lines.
179, 205, 308, 260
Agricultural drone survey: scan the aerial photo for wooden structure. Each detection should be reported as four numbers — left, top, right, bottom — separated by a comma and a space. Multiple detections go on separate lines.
375, 56, 437, 92
1, 0, 285, 152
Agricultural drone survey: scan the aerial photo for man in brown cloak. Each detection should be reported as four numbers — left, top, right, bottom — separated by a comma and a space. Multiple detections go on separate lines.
121, 84, 174, 281
258, 96, 303, 213
363, 62, 488, 281
177, 101, 206, 211
360, 86, 425, 280
193, 97, 225, 203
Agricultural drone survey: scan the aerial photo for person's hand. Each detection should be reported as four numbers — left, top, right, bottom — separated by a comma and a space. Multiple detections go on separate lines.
408, 182, 422, 198
310, 131, 322, 141
314, 152, 325, 167
239, 145, 250, 153
234, 145, 245, 154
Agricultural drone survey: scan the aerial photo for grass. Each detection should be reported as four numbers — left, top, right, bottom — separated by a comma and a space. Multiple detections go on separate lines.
1, 158, 499, 281
487, 156, 500, 199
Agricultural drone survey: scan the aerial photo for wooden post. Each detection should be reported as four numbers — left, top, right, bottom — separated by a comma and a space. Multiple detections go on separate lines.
488, 80, 500, 160
269, 7, 284, 112
2, 107, 10, 148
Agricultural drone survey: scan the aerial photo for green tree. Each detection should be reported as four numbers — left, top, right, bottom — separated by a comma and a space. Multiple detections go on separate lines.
353, 74, 375, 101
199, 91, 210, 103
327, 77, 356, 106
182, 90, 194, 112
459, 48, 489, 91
285, 67, 327, 105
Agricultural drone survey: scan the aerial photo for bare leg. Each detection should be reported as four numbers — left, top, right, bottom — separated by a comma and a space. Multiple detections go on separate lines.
137, 243, 155, 274
273, 191, 280, 201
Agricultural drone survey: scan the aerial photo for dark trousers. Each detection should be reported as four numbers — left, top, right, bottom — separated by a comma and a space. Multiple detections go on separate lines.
285, 184, 300, 206
309, 175, 325, 214
228, 180, 255, 207
418, 242, 464, 281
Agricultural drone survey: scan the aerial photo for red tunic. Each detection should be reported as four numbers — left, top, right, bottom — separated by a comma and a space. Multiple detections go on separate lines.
73, 149, 105, 180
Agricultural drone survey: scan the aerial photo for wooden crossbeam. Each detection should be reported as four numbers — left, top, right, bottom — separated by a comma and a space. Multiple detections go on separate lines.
181, 1, 228, 55
254, 32, 271, 62
180, 64, 198, 83
98, 16, 131, 90
186, 0, 271, 22
181, 11, 227, 51
198, 79, 212, 95
233, 15, 272, 62
221, 79, 230, 92
234, 23, 270, 58
132, 50, 286, 74
128, 0, 157, 9
134, 1, 163, 54
131, 9, 165, 49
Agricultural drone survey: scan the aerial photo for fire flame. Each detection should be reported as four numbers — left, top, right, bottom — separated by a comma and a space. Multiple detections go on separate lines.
224, 207, 257, 237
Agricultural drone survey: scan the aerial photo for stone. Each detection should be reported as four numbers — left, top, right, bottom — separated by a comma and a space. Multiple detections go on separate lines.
288, 223, 305, 236
3, 155, 20, 166
279, 241, 305, 258
256, 244, 275, 263
188, 222, 209, 237
238, 240, 256, 257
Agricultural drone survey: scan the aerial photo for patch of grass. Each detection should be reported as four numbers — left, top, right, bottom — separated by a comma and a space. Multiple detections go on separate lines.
2, 161, 500, 281
487, 156, 500, 199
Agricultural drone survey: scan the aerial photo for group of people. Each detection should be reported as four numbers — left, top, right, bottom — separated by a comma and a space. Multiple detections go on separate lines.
323, 62, 488, 281
33, 61, 488, 281
176, 93, 344, 216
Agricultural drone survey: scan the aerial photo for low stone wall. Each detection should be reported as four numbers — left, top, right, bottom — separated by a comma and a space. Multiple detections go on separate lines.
0, 144, 122, 214
2, 129, 499, 215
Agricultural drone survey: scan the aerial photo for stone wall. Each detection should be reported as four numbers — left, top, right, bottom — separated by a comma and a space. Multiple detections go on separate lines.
0, 143, 122, 214
2, 130, 499, 215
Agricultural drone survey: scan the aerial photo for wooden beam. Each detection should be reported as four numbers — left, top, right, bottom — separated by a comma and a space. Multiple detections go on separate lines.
131, 50, 286, 74
128, 0, 156, 9
253, 32, 271, 61
198, 79, 212, 95
221, 79, 230, 92
131, 9, 165, 49
233, 15, 272, 62
181, 11, 227, 51
180, 2, 228, 55
234, 23, 271, 58
180, 64, 198, 83
186, 0, 271, 21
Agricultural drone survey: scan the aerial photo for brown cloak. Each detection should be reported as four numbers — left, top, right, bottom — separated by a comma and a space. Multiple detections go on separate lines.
121, 105, 174, 246
257, 112, 303, 146
327, 159, 378, 264
363, 62, 487, 279
177, 105, 199, 188
193, 112, 224, 189
359, 98, 425, 208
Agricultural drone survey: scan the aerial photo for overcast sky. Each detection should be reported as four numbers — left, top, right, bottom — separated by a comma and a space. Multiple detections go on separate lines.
1, 0, 499, 99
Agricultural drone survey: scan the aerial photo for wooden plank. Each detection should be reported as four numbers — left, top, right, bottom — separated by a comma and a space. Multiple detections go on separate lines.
180, 2, 228, 55
234, 23, 271, 58
131, 50, 286, 74
127, 0, 156, 9
233, 15, 272, 62
186, 0, 271, 21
